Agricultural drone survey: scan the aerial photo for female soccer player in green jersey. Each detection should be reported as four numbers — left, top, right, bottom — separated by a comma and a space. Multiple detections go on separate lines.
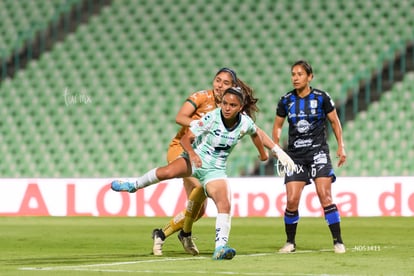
111, 87, 289, 260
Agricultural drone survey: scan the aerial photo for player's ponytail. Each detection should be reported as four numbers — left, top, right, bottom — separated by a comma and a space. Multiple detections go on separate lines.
236, 78, 259, 122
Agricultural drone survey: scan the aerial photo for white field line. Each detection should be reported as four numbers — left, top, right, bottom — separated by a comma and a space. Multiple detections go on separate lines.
19, 249, 344, 276
19, 256, 207, 271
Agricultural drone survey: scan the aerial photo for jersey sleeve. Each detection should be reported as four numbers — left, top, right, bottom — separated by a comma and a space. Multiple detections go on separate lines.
248, 119, 258, 135
323, 92, 335, 114
243, 115, 258, 136
186, 90, 208, 110
276, 96, 287, 117
249, 124, 258, 136
189, 108, 217, 137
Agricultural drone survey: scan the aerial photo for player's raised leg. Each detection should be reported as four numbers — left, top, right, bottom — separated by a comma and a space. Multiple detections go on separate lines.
111, 168, 159, 192
111, 157, 191, 193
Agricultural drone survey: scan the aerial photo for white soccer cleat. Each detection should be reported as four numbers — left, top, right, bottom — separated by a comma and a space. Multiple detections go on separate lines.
152, 229, 165, 256
178, 231, 199, 256
334, 243, 346, 254
278, 242, 296, 253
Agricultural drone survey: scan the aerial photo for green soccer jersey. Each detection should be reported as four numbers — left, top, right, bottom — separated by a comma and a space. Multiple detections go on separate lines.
190, 108, 257, 170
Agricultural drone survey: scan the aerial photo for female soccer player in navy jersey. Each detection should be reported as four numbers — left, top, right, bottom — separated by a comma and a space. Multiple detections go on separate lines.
272, 60, 347, 254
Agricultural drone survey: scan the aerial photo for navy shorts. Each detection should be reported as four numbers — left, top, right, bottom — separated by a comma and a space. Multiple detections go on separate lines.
285, 150, 336, 185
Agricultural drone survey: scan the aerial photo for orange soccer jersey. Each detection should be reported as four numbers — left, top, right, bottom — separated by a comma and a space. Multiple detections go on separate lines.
167, 89, 218, 162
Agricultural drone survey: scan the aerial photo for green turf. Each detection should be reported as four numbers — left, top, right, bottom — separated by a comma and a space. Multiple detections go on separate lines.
0, 217, 413, 275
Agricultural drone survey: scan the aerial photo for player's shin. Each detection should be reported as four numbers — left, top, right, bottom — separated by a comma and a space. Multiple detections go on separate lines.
178, 190, 204, 256
324, 204, 343, 244
162, 211, 185, 238
182, 186, 206, 233
135, 168, 159, 189
284, 209, 299, 244
215, 213, 231, 248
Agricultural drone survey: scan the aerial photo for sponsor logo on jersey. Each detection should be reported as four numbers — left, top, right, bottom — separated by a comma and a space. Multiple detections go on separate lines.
296, 119, 310, 133
293, 138, 313, 148
213, 129, 237, 141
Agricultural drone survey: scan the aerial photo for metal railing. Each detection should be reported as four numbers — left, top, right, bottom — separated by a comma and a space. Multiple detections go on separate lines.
338, 39, 414, 123
0, 0, 110, 82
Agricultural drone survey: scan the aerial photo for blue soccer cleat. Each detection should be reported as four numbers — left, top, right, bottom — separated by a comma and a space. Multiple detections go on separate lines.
212, 245, 236, 260
111, 180, 137, 193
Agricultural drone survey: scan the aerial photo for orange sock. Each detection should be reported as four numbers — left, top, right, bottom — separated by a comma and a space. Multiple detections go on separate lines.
183, 186, 206, 233
162, 211, 185, 238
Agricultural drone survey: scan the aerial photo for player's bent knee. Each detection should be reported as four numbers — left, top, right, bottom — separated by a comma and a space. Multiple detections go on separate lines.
216, 202, 231, 213
159, 167, 179, 179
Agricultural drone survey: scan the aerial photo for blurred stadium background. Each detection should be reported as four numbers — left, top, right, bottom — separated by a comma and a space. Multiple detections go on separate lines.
0, 0, 413, 178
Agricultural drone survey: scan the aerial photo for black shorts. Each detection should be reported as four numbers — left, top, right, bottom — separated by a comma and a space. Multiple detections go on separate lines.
285, 150, 336, 185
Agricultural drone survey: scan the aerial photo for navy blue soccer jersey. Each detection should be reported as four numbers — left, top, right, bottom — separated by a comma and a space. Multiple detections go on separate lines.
276, 88, 335, 157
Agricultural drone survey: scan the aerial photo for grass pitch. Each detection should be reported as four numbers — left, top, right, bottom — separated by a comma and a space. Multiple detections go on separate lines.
0, 216, 413, 275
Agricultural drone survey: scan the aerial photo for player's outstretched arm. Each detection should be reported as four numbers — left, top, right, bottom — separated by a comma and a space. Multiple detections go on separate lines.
256, 127, 276, 150
271, 144, 295, 174
250, 132, 268, 161
256, 126, 295, 173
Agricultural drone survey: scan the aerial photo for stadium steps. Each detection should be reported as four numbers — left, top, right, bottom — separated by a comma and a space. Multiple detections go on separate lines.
1, 0, 111, 81
330, 72, 414, 176
0, 0, 413, 177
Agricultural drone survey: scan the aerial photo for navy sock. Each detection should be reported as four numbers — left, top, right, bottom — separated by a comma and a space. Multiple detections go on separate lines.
284, 209, 299, 244
180, 230, 192, 237
324, 204, 343, 244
